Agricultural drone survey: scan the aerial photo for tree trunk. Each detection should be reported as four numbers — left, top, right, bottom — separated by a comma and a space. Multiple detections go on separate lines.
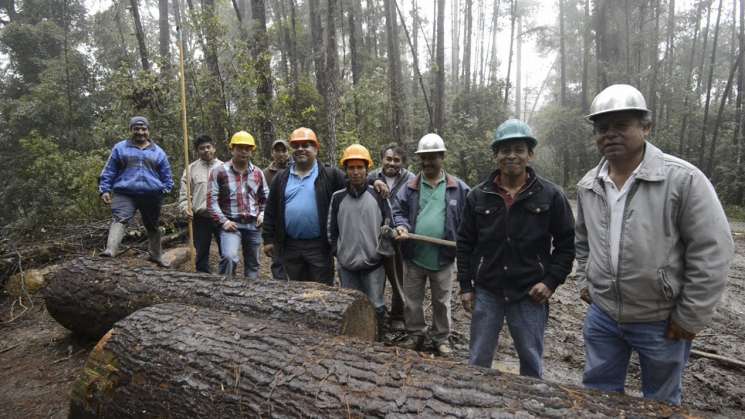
661, 0, 675, 127
384, 0, 406, 142
559, 0, 566, 106
366, 0, 380, 59
434, 0, 446, 133
129, 0, 151, 71
581, 0, 590, 112
678, 0, 704, 157
251, 0, 277, 161
515, 16, 522, 118
648, 0, 661, 131
734, 0, 745, 203
43, 257, 376, 340
70, 303, 691, 418
159, 0, 171, 72
698, 0, 724, 167
487, 0, 500, 85
451, 0, 460, 86
504, 0, 516, 107
201, 0, 227, 148
325, 0, 340, 163
309, 0, 326, 96
395, 0, 433, 131
706, 48, 743, 177
463, 0, 473, 92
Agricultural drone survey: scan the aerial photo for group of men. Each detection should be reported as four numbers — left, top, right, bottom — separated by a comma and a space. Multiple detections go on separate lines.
99, 84, 733, 406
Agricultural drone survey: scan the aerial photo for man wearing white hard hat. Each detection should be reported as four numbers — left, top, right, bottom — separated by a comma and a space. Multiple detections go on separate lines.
392, 133, 470, 355
576, 84, 733, 405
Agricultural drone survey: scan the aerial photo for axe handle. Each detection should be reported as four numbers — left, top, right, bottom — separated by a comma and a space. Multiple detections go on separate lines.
406, 233, 457, 248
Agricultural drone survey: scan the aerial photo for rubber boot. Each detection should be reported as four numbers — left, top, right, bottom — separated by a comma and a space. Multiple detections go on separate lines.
101, 222, 126, 257
147, 230, 170, 268
223, 260, 235, 280
375, 307, 387, 342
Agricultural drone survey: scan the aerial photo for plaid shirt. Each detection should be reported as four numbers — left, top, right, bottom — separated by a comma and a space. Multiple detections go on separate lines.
207, 160, 268, 225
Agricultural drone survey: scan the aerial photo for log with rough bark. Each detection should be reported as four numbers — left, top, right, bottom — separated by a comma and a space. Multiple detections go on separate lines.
44, 257, 376, 341
70, 303, 686, 418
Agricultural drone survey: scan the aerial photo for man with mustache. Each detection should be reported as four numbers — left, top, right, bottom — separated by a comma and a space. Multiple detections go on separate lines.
99, 116, 173, 267
179, 134, 223, 273
393, 133, 470, 355
576, 84, 733, 405
208, 131, 268, 280
263, 138, 291, 280
456, 119, 575, 378
368, 143, 415, 330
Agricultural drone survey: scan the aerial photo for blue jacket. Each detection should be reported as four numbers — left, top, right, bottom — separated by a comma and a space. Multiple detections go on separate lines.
99, 139, 173, 196
392, 172, 470, 268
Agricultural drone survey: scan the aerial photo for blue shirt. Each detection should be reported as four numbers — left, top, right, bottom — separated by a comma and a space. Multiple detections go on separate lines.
284, 161, 321, 239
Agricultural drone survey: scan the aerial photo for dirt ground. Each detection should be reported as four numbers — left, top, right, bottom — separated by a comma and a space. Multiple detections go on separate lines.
2, 236, 745, 418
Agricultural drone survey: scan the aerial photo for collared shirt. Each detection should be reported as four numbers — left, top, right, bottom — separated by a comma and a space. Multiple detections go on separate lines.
494, 172, 532, 208
207, 160, 268, 226
598, 161, 642, 275
178, 158, 223, 216
412, 173, 447, 271
284, 161, 321, 239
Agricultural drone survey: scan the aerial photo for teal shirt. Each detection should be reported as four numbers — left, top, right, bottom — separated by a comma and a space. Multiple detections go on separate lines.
412, 174, 447, 270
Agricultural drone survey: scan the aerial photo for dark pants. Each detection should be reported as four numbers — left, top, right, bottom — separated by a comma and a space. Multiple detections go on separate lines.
282, 238, 334, 286
270, 254, 286, 280
111, 192, 162, 232
193, 215, 222, 273
383, 244, 405, 320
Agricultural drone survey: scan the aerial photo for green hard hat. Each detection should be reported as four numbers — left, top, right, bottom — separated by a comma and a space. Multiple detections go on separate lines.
491, 119, 538, 150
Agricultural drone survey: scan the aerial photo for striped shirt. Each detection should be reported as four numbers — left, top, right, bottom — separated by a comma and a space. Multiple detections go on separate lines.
207, 160, 268, 226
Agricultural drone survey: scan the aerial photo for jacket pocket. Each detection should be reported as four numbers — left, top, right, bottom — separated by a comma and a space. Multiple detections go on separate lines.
524, 202, 550, 214
656, 268, 677, 301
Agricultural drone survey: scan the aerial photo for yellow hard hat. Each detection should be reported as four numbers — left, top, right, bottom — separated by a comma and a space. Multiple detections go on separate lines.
340, 144, 373, 168
229, 131, 256, 148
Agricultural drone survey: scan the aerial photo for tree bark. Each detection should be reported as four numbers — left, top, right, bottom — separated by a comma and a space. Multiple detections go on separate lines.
129, 0, 151, 71
706, 48, 743, 177
251, 0, 277, 161
581, 0, 590, 112
559, 0, 566, 106
487, 0, 500, 86
504, 0, 516, 107
394, 0, 433, 131
451, 0, 460, 86
463, 0, 473, 92
159, 0, 171, 72
647, 0, 661, 131
70, 303, 692, 418
698, 0, 724, 167
678, 0, 704, 157
735, 0, 745, 203
201, 0, 227, 147
434, 0, 445, 132
325, 0, 340, 163
309, 0, 326, 96
43, 257, 377, 341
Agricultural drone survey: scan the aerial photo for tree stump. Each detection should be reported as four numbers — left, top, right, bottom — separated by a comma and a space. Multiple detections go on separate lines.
70, 303, 686, 418
44, 257, 376, 341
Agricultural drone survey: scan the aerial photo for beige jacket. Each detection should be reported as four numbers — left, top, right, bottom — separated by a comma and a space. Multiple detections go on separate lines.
575, 142, 733, 333
178, 158, 223, 216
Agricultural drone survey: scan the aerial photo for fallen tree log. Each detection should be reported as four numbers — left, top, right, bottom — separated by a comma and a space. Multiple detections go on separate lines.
44, 256, 376, 341
70, 303, 686, 418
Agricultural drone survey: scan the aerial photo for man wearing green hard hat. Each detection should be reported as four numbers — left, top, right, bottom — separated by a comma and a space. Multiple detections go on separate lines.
456, 119, 575, 378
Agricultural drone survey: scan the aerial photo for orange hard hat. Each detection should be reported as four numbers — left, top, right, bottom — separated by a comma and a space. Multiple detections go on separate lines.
289, 127, 320, 148
340, 144, 373, 168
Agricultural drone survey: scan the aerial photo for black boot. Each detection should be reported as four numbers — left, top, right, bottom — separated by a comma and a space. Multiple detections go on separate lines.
375, 307, 387, 342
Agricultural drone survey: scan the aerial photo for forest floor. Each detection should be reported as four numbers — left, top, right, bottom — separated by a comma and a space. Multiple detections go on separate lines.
1, 235, 745, 418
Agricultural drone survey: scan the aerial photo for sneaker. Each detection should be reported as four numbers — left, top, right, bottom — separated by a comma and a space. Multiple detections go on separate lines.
436, 342, 452, 355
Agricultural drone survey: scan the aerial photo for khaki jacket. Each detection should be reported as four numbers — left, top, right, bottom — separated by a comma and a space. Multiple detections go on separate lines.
575, 142, 733, 333
178, 158, 223, 216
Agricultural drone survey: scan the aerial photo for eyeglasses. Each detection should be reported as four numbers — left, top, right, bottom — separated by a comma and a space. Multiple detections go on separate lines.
593, 119, 637, 134
290, 142, 315, 150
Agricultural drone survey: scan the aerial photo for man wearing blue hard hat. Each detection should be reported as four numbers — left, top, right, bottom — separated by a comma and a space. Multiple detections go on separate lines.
456, 119, 575, 378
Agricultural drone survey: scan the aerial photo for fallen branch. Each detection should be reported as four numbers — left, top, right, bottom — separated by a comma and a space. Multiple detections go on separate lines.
691, 348, 745, 369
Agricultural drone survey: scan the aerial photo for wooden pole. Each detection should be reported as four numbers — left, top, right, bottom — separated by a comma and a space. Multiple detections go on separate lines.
177, 25, 196, 270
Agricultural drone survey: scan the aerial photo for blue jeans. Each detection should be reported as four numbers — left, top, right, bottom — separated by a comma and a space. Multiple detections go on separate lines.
219, 223, 262, 279
338, 265, 386, 311
582, 303, 692, 405
468, 287, 548, 378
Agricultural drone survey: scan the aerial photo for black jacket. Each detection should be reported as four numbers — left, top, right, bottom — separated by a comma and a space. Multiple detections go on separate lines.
456, 167, 575, 301
262, 162, 346, 254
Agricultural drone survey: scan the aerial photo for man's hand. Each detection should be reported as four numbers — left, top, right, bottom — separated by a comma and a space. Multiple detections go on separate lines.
580, 287, 592, 305
185, 208, 193, 220
461, 291, 475, 313
373, 179, 390, 199
529, 283, 553, 304
256, 212, 264, 227
222, 220, 238, 232
666, 319, 696, 341
394, 226, 409, 240
101, 192, 112, 205
263, 244, 274, 258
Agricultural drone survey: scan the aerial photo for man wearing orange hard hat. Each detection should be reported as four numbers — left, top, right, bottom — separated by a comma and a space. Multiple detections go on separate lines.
328, 144, 392, 338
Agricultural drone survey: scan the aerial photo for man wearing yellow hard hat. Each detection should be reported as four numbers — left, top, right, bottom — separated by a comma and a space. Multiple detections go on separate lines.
207, 131, 269, 279
328, 144, 391, 337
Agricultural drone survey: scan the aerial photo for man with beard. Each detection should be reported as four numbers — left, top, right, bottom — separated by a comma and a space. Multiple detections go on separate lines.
457, 119, 575, 378
329, 144, 391, 337
393, 133, 470, 355
263, 127, 389, 285
99, 116, 173, 267
576, 84, 733, 405
179, 134, 223, 273
368, 143, 414, 329
208, 131, 269, 280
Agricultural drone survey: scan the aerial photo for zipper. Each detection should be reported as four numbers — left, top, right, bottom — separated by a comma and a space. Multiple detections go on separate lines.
537, 254, 545, 276
614, 181, 639, 321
